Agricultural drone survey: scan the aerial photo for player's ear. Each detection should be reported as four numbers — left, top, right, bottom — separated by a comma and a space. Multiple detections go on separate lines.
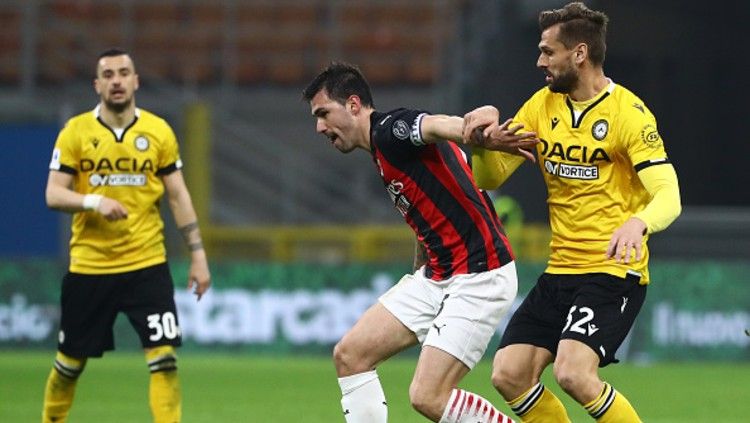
347, 95, 361, 114
574, 43, 587, 65
94, 77, 101, 95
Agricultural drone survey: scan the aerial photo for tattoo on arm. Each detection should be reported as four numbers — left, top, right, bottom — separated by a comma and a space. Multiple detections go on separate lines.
413, 239, 428, 271
179, 222, 203, 251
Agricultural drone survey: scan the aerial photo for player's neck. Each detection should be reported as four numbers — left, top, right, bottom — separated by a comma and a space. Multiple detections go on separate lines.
359, 108, 375, 151
569, 68, 608, 102
98, 103, 137, 129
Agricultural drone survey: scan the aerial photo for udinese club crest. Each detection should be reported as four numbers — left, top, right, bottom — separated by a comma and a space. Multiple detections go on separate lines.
592, 119, 609, 141
134, 135, 150, 151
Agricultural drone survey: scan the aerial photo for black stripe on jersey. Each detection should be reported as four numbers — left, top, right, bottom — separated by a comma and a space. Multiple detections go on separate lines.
55, 164, 77, 175
156, 162, 179, 176
392, 143, 501, 275
566, 92, 611, 128
634, 157, 670, 172
421, 145, 490, 275
96, 115, 139, 143
440, 144, 511, 267
408, 205, 451, 280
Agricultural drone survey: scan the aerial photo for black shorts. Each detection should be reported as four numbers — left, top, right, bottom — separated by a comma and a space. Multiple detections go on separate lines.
498, 272, 646, 366
58, 262, 182, 357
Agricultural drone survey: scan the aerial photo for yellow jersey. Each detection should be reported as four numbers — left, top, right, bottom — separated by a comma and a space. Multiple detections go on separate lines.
49, 106, 182, 274
484, 81, 670, 282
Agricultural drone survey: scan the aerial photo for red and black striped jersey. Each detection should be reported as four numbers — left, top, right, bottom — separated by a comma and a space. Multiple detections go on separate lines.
370, 108, 514, 281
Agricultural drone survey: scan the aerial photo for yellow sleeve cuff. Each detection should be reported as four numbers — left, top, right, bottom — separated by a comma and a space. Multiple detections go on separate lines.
633, 164, 682, 233
470, 147, 525, 190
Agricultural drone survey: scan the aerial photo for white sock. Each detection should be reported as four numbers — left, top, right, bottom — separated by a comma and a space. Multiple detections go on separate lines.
338, 370, 388, 423
440, 388, 515, 423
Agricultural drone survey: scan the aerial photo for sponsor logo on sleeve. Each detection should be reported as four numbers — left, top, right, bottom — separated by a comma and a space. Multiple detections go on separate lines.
641, 124, 662, 148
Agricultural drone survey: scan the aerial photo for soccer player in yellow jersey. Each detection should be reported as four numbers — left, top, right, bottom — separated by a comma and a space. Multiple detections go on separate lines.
42, 48, 211, 423
462, 3, 681, 423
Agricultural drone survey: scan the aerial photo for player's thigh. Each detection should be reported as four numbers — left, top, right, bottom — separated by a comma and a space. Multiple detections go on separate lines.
561, 272, 646, 366
498, 273, 568, 355
121, 263, 182, 348
423, 262, 518, 370
554, 339, 599, 376
338, 301, 419, 365
58, 272, 121, 357
493, 343, 553, 384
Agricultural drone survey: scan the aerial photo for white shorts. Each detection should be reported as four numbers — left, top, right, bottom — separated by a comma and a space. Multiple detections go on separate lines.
379, 261, 518, 369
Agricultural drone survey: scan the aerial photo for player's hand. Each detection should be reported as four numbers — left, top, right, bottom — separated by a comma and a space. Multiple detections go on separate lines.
462, 105, 500, 142
187, 250, 211, 301
97, 197, 128, 221
606, 217, 647, 264
483, 119, 540, 162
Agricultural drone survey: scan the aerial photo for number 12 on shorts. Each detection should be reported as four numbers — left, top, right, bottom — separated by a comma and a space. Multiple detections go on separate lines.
147, 312, 180, 341
562, 305, 597, 336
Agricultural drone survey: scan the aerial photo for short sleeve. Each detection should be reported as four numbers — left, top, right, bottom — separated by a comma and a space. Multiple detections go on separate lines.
155, 122, 183, 176
49, 121, 79, 174
621, 105, 669, 171
371, 108, 428, 155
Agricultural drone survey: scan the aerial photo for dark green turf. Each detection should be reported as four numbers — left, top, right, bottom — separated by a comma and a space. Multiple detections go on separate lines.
2, 350, 748, 422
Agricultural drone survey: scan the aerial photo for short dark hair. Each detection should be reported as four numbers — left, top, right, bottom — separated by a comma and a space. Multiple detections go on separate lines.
539, 2, 608, 66
302, 62, 374, 107
96, 48, 134, 75
98, 47, 129, 60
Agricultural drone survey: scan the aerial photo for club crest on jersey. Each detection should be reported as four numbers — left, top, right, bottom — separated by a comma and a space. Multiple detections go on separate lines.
640, 124, 662, 148
134, 135, 150, 151
392, 120, 409, 140
592, 119, 608, 141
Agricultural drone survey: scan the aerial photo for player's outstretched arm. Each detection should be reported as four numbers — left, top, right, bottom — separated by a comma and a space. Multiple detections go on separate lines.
162, 170, 212, 300
419, 114, 465, 144
45, 170, 128, 220
463, 106, 539, 162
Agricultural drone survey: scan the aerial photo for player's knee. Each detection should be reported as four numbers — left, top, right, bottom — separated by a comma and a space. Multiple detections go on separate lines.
54, 351, 87, 380
332, 340, 354, 374
408, 381, 442, 420
332, 339, 368, 375
492, 362, 532, 396
552, 361, 586, 395
145, 345, 178, 373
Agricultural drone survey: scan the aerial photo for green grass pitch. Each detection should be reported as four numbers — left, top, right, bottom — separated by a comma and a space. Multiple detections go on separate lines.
1, 350, 748, 422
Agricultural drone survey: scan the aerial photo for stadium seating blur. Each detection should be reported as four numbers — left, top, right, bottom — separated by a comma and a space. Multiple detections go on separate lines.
1, 0, 459, 86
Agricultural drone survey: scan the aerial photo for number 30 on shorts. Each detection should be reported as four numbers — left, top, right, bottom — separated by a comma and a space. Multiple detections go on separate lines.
147, 312, 179, 341
562, 305, 596, 336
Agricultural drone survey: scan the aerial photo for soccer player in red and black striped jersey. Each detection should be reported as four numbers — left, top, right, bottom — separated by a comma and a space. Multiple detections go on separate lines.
303, 63, 536, 423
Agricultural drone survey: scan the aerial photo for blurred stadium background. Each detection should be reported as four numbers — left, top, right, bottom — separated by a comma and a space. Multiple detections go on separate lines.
1, 0, 748, 421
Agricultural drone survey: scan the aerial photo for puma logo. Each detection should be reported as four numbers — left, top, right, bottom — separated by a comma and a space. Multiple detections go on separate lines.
433, 323, 447, 335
